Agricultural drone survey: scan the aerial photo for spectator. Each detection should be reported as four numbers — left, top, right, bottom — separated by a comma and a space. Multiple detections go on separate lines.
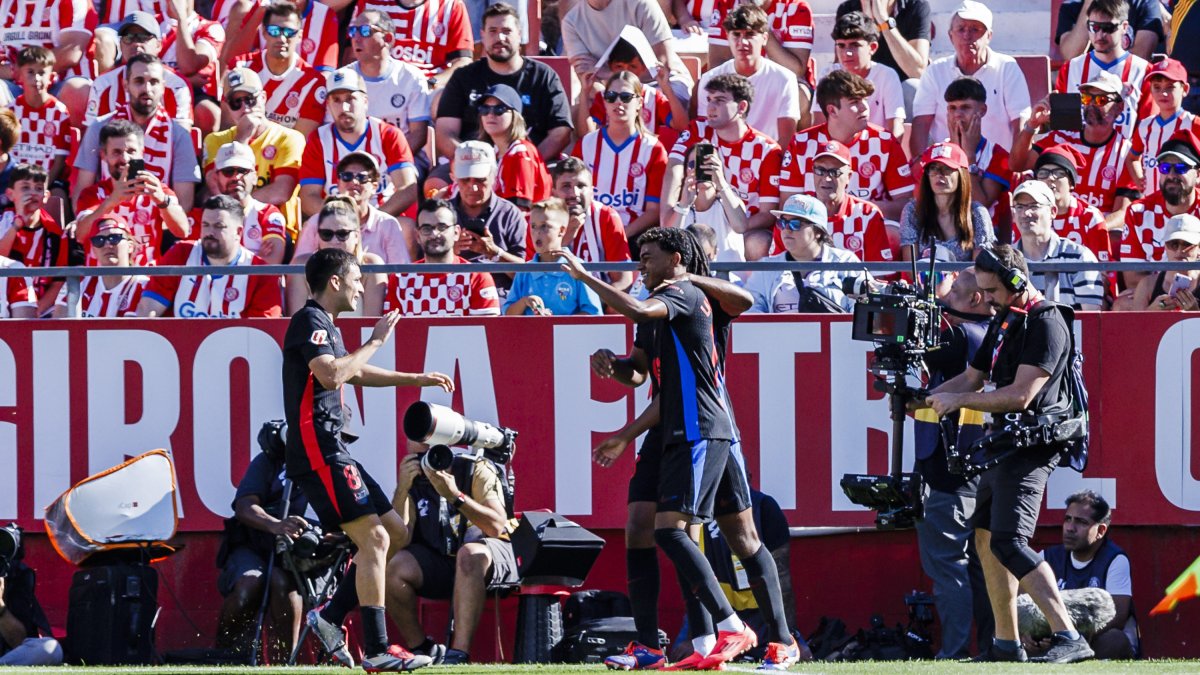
780, 70, 912, 223
477, 84, 551, 211
86, 12, 194, 129
707, 0, 815, 89
1129, 58, 1194, 195
383, 199, 501, 316
0, 111, 18, 210
74, 118, 190, 266
159, 0, 226, 134
1033, 145, 1114, 263
74, 53, 201, 213
0, 164, 80, 317
0, 540, 62, 665
910, 1, 1030, 158
663, 143, 749, 262
386, 443, 518, 666
1130, 213, 1200, 311
579, 30, 688, 146
665, 74, 782, 259
815, 11, 905, 137
447, 141, 527, 266
437, 3, 572, 162
504, 197, 602, 315
225, 2, 326, 137
463, 0, 529, 47
51, 215, 147, 318
1058, 0, 1163, 62
572, 72, 668, 243
771, 140, 892, 263
137, 195, 283, 318
699, 3, 801, 144
942, 77, 1011, 211
1011, 180, 1105, 311
835, 0, 932, 108
353, 0, 474, 88
899, 141, 995, 262
10, 48, 72, 193
744, 193, 862, 312
1119, 130, 1200, 289
298, 68, 418, 219
0, 254, 34, 318
296, 152, 416, 264
345, 10, 433, 176
0, 0, 92, 125
288, 197, 387, 315
1055, 0, 1150, 139
203, 67, 305, 241
551, 157, 633, 291
1014, 71, 1140, 233
208, 142, 288, 264
215, 0, 339, 71
1034, 490, 1139, 659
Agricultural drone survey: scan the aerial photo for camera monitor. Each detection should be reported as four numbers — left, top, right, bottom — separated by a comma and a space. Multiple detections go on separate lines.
851, 300, 913, 345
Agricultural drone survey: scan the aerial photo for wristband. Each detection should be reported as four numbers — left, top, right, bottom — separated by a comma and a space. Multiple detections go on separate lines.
50, 179, 69, 192
454, 492, 468, 507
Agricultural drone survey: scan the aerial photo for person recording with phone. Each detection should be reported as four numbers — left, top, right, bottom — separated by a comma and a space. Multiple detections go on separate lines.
663, 143, 749, 263
0, 526, 61, 666
1129, 214, 1200, 311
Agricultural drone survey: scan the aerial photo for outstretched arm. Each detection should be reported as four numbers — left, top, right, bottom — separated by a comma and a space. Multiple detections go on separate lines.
687, 273, 753, 317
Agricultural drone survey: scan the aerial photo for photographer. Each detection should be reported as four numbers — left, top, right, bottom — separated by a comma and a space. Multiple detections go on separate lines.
0, 529, 62, 666
384, 447, 518, 665
924, 244, 1092, 664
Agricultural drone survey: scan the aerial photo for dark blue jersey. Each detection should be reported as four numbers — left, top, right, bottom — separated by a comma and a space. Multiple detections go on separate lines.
282, 300, 351, 477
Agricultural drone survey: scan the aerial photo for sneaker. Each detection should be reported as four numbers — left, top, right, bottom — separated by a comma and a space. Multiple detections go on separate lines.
605, 642, 667, 670
1030, 634, 1095, 664
968, 644, 1028, 662
441, 648, 470, 665
757, 641, 801, 671
662, 651, 706, 671
408, 640, 446, 665
362, 646, 432, 672
306, 608, 354, 668
696, 626, 757, 670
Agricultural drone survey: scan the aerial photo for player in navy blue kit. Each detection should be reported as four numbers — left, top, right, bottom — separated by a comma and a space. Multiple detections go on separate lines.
563, 228, 802, 671
283, 248, 454, 673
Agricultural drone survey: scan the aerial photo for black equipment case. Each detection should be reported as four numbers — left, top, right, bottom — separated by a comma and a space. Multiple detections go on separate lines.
66, 563, 158, 665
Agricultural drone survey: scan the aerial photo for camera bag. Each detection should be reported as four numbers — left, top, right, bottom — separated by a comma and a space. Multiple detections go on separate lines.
65, 562, 158, 665
551, 616, 666, 664
562, 590, 633, 630
511, 511, 605, 586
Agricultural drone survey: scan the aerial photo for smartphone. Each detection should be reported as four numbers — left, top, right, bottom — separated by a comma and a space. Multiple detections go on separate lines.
1048, 93, 1083, 132
126, 158, 145, 180
694, 143, 715, 183
1169, 274, 1191, 298
462, 216, 487, 237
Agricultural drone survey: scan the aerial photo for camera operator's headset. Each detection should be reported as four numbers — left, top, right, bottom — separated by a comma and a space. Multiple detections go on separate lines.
976, 248, 1028, 294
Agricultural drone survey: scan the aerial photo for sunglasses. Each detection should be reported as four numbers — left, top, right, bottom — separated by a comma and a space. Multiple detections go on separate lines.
603, 90, 636, 104
265, 24, 300, 38
317, 228, 357, 242
347, 25, 382, 38
90, 233, 128, 247
1080, 92, 1119, 106
1166, 240, 1197, 251
227, 94, 257, 111
218, 167, 253, 178
477, 103, 512, 117
814, 166, 848, 179
1087, 20, 1121, 34
776, 217, 810, 230
338, 170, 376, 184
120, 33, 155, 45
1158, 162, 1196, 175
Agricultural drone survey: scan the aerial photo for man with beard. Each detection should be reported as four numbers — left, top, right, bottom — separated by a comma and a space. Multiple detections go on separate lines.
137, 194, 282, 318
436, 3, 573, 162
550, 157, 633, 291
208, 142, 287, 264
73, 53, 201, 213
85, 12, 194, 128
1118, 129, 1200, 288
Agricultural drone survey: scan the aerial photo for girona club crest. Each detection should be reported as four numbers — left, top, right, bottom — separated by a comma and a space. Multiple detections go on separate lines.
858, 161, 877, 178
739, 167, 754, 183
448, 286, 463, 302
629, 162, 645, 178
224, 287, 240, 302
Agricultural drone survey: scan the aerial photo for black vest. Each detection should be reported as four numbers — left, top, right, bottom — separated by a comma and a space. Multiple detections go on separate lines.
1044, 539, 1127, 591
409, 455, 511, 557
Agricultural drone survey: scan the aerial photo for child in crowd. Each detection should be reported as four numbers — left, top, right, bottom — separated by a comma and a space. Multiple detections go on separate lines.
503, 197, 601, 315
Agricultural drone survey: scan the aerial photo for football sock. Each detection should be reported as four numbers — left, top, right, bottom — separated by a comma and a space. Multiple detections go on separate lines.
692, 634, 716, 657
361, 605, 389, 656
322, 563, 358, 626
676, 568, 714, 642
654, 528, 735, 624
716, 613, 746, 633
1055, 630, 1082, 641
993, 638, 1021, 653
627, 547, 661, 648
741, 545, 791, 644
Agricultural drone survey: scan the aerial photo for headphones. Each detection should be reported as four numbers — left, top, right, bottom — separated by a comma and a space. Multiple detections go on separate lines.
976, 248, 1029, 294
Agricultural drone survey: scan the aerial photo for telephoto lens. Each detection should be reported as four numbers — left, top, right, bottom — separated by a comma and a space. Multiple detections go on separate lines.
420, 444, 455, 473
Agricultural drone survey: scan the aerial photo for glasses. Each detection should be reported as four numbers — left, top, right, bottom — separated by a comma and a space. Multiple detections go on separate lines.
1080, 92, 1119, 106
1158, 162, 1196, 175
90, 233, 128, 247
417, 223, 455, 234
317, 228, 358, 242
120, 33, 155, 45
1087, 20, 1121, 34
338, 170, 376, 184
814, 166, 848, 179
1013, 200, 1049, 213
1035, 168, 1070, 181
603, 90, 636, 104
776, 217, 810, 231
265, 24, 300, 39
477, 103, 512, 117
227, 94, 257, 111
347, 25, 382, 38
218, 167, 253, 178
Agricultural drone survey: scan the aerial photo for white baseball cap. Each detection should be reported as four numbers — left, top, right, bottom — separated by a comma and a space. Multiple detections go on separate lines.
452, 141, 497, 180
215, 141, 256, 172
1012, 179, 1056, 207
1165, 214, 1200, 246
954, 0, 993, 31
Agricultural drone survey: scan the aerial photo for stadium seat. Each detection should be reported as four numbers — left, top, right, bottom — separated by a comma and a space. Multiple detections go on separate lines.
531, 55, 578, 106
1016, 54, 1051, 106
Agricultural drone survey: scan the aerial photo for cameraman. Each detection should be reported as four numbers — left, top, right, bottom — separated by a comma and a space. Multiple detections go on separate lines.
924, 244, 1092, 664
384, 447, 517, 665
215, 422, 311, 659
0, 538, 62, 666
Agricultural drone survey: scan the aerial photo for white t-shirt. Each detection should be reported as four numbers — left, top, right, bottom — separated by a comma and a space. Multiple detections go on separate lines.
912, 49, 1031, 151
677, 202, 745, 263
353, 59, 433, 135
700, 57, 800, 142
813, 62, 905, 126
1067, 551, 1139, 652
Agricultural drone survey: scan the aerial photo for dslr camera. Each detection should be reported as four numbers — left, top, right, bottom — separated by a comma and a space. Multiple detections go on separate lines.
0, 523, 22, 577
403, 402, 517, 473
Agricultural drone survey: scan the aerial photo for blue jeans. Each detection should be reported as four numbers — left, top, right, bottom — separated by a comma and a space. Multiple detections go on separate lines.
915, 489, 992, 658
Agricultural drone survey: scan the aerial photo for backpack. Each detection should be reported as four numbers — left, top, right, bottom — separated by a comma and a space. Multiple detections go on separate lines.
1028, 302, 1089, 472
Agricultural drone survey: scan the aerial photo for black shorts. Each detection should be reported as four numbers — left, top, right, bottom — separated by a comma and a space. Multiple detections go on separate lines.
405, 538, 521, 600
657, 439, 750, 521
628, 438, 663, 504
970, 445, 1060, 537
291, 459, 392, 531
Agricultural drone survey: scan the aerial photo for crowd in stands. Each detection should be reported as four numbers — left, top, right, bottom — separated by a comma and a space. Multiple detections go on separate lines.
0, 0, 1198, 319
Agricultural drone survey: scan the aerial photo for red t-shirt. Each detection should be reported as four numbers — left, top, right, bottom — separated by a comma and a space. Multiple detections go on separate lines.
11, 95, 71, 173
212, 0, 339, 70
1119, 190, 1200, 261
353, 0, 473, 73
75, 181, 180, 266
708, 0, 814, 50
299, 118, 416, 205
227, 51, 327, 130
495, 139, 552, 209
2, 208, 72, 297
670, 121, 782, 215
571, 130, 667, 227
771, 194, 892, 260
1034, 129, 1140, 213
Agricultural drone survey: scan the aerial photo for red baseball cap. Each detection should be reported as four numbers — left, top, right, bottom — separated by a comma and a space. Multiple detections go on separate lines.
1035, 143, 1085, 184
93, 214, 133, 235
813, 140, 851, 166
921, 141, 969, 171
1146, 58, 1188, 84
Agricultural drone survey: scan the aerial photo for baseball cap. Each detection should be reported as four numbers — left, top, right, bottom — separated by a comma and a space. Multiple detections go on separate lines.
1158, 128, 1200, 166
954, 1, 993, 31
1146, 58, 1188, 84
1012, 179, 1055, 207
481, 84, 523, 113
813, 140, 851, 166
1035, 144, 1083, 185
770, 194, 828, 232
327, 68, 366, 94
1164, 214, 1200, 245
339, 151, 381, 175
224, 68, 262, 96
1080, 70, 1123, 95
118, 12, 160, 38
215, 141, 257, 172
920, 141, 969, 171
94, 214, 133, 235
452, 141, 497, 180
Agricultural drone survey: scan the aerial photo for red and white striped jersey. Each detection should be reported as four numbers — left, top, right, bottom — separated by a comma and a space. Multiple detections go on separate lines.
670, 121, 783, 214
708, 0, 813, 50
228, 51, 327, 130
495, 138, 551, 208
57, 275, 148, 317
383, 257, 501, 316
548, 201, 630, 265
1035, 130, 1139, 214
588, 85, 675, 139
75, 181, 179, 266
11, 95, 71, 172
85, 64, 193, 126
240, 198, 288, 254
211, 0, 339, 70
143, 241, 282, 317
298, 118, 415, 205
0, 0, 96, 79
573, 129, 667, 228
1130, 111, 1196, 194
159, 14, 225, 98
780, 123, 914, 203
1049, 197, 1113, 261
1055, 52, 1150, 138
1, 209, 74, 297
686, 0, 718, 24
354, 0, 472, 73
770, 194, 892, 259
99, 0, 168, 25
0, 257, 34, 317
1119, 189, 1200, 260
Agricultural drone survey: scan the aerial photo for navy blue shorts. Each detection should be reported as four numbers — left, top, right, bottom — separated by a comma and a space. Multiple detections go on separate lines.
291, 459, 392, 531
657, 439, 751, 521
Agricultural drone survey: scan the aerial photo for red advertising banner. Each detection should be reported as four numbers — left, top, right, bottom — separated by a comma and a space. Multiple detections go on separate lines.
0, 313, 1197, 531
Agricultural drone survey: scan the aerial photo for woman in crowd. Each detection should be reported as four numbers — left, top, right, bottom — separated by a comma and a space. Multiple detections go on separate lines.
1131, 214, 1200, 312
477, 84, 551, 211
899, 141, 994, 261
286, 197, 386, 315
663, 142, 747, 262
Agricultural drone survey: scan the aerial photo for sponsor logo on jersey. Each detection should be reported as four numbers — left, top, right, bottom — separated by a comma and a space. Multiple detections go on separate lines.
393, 44, 434, 63
595, 190, 643, 208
